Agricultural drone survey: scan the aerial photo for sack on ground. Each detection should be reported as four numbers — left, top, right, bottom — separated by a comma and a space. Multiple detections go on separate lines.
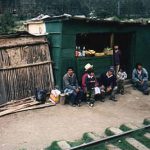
35, 88, 47, 103
49, 89, 61, 104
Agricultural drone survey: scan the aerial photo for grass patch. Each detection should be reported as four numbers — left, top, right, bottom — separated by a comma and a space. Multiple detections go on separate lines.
143, 118, 150, 125
45, 141, 61, 150
113, 137, 137, 150
120, 124, 131, 131
68, 139, 84, 147
131, 128, 150, 148
105, 128, 114, 136
82, 133, 94, 143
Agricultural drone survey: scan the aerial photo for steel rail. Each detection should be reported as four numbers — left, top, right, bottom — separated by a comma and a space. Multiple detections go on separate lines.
70, 124, 150, 150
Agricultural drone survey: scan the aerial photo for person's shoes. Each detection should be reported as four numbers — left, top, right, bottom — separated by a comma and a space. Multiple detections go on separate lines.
77, 103, 81, 107
89, 103, 94, 107
70, 103, 76, 107
109, 96, 117, 102
100, 98, 105, 102
120, 90, 124, 95
143, 90, 149, 95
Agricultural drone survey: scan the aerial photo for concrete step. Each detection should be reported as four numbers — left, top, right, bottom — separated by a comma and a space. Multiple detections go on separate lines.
106, 127, 124, 135
57, 141, 71, 150
87, 132, 101, 141
144, 133, 150, 139
125, 138, 149, 150
106, 144, 122, 150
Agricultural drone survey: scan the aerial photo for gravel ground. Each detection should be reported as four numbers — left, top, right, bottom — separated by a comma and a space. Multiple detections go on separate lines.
0, 87, 150, 150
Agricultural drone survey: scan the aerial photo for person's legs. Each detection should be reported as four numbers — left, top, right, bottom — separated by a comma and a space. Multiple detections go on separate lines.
115, 65, 120, 75
70, 91, 77, 106
117, 80, 124, 94
75, 89, 83, 106
109, 86, 118, 101
142, 81, 149, 95
89, 89, 95, 106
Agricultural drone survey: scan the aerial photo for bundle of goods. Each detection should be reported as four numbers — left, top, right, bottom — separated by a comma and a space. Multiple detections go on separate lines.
104, 47, 113, 55
85, 50, 96, 57
95, 52, 105, 57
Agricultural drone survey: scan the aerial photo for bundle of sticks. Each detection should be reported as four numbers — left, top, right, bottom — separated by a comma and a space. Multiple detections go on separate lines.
0, 97, 55, 117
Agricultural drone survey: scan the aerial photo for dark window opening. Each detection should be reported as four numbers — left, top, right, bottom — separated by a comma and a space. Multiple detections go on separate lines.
76, 33, 111, 52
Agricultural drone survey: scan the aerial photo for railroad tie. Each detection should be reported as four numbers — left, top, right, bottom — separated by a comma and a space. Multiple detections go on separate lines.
106, 144, 122, 150
87, 132, 101, 141
57, 141, 71, 150
122, 123, 140, 130
144, 133, 150, 139
125, 138, 149, 150
106, 127, 124, 135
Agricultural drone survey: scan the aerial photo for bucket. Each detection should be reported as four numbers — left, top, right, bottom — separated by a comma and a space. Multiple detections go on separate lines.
59, 93, 66, 105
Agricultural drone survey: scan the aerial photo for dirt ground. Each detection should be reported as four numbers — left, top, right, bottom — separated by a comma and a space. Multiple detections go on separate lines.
0, 87, 150, 150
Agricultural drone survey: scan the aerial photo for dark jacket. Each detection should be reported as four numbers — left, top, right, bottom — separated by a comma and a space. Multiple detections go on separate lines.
99, 72, 117, 89
86, 75, 96, 91
113, 50, 121, 65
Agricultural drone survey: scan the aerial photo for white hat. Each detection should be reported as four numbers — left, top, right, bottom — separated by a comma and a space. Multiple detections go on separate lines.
84, 63, 93, 71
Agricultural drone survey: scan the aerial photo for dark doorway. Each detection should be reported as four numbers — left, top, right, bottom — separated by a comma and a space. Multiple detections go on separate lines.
114, 32, 134, 78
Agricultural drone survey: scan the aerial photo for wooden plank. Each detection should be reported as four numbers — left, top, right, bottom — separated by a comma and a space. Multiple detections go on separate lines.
0, 61, 52, 70
0, 101, 40, 117
13, 103, 55, 113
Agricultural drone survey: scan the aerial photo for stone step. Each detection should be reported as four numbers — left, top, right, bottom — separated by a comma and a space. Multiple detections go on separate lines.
106, 127, 124, 135
125, 138, 149, 150
87, 132, 101, 141
57, 141, 71, 150
144, 133, 150, 139
106, 144, 122, 150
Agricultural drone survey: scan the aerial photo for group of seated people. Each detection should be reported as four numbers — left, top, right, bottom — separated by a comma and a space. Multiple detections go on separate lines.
63, 63, 149, 107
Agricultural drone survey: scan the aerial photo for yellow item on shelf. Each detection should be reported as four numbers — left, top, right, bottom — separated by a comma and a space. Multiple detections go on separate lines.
95, 52, 105, 57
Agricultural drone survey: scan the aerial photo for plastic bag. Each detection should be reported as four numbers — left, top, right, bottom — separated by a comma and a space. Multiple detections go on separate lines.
49, 89, 61, 104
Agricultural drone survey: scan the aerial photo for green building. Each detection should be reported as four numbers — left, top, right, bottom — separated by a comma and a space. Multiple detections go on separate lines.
45, 16, 150, 88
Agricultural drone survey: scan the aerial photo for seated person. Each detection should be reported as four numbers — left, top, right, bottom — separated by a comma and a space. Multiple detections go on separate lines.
99, 66, 118, 101
63, 67, 83, 107
85, 69, 100, 107
132, 63, 149, 95
117, 68, 127, 95
82, 63, 93, 93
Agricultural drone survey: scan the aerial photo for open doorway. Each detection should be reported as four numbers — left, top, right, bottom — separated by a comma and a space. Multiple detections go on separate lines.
114, 32, 134, 78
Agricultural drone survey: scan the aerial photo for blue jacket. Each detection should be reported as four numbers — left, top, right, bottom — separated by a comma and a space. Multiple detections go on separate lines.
132, 68, 148, 82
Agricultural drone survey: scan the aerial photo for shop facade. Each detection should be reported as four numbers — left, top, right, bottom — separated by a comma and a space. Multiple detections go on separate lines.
45, 17, 150, 88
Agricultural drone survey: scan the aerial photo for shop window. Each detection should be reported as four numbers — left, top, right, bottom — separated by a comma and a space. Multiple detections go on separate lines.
75, 33, 113, 57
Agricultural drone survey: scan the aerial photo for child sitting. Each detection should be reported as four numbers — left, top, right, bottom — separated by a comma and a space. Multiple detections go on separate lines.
85, 69, 100, 107
117, 68, 127, 95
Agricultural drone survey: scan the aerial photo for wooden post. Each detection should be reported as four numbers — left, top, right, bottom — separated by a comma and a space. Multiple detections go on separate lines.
110, 33, 114, 48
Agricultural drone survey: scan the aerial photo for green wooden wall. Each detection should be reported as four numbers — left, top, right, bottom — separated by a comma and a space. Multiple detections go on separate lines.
46, 19, 150, 88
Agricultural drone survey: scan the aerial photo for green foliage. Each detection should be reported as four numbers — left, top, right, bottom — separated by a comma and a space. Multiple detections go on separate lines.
82, 133, 94, 143
105, 128, 115, 136
0, 13, 15, 34
45, 141, 61, 150
68, 139, 84, 147
120, 124, 132, 132
143, 118, 150, 125
1, 0, 150, 20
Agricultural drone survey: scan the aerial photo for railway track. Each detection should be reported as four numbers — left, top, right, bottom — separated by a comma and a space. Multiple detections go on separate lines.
46, 118, 150, 150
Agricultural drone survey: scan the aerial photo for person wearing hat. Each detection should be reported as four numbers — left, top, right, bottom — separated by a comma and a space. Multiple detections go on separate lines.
82, 63, 93, 92
99, 66, 117, 101
85, 69, 100, 107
